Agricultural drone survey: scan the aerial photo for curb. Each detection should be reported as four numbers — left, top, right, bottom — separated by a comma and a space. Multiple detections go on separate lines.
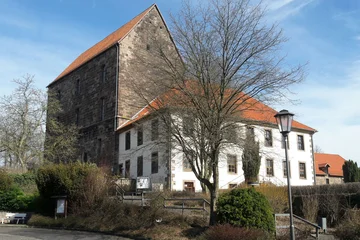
27, 225, 151, 240
0, 224, 28, 228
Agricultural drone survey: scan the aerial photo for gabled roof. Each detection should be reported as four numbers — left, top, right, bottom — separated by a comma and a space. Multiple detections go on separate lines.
315, 153, 345, 177
117, 87, 316, 133
48, 4, 156, 86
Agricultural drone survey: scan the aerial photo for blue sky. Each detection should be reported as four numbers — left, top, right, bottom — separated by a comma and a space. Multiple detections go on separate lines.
0, 0, 359, 163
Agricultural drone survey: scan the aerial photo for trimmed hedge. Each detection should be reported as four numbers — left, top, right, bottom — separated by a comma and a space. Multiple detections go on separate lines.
292, 183, 360, 226
217, 187, 275, 232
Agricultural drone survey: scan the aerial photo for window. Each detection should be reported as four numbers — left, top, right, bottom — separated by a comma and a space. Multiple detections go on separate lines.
247, 126, 255, 136
183, 154, 192, 172
281, 135, 290, 149
100, 98, 105, 121
137, 156, 143, 177
151, 152, 158, 174
119, 163, 124, 177
76, 79, 80, 95
151, 119, 159, 141
299, 162, 306, 179
125, 160, 130, 178
266, 159, 274, 176
57, 90, 61, 100
224, 126, 237, 143
264, 130, 273, 147
227, 155, 237, 174
137, 126, 143, 146
326, 179, 330, 185
101, 65, 106, 82
297, 135, 304, 150
183, 115, 194, 136
97, 138, 102, 155
75, 108, 79, 126
83, 152, 88, 163
283, 160, 291, 177
125, 131, 131, 150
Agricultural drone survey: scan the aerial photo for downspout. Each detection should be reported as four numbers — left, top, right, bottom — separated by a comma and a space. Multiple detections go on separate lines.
167, 116, 172, 191
114, 43, 120, 130
114, 43, 120, 174
311, 133, 316, 185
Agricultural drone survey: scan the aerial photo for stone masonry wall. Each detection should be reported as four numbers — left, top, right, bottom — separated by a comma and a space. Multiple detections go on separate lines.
316, 175, 343, 185
117, 7, 180, 126
47, 46, 118, 167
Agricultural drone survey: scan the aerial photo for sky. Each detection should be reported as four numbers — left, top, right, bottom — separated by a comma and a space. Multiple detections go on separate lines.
0, 0, 359, 163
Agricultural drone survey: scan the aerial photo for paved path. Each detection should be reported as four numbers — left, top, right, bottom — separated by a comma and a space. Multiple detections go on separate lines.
0, 226, 132, 240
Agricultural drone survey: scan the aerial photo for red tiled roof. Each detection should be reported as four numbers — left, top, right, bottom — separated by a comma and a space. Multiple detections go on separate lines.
49, 4, 155, 85
315, 153, 345, 177
238, 94, 315, 132
117, 87, 316, 132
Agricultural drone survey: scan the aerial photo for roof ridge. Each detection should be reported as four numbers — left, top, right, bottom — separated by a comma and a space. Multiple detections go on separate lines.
49, 4, 156, 86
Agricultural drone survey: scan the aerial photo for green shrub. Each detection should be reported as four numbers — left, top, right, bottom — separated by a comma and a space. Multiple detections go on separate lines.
10, 172, 37, 194
35, 162, 109, 215
0, 186, 38, 212
0, 169, 13, 191
217, 187, 275, 232
200, 224, 271, 240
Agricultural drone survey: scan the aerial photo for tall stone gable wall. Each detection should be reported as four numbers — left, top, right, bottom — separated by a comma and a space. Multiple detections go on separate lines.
47, 46, 118, 167
117, 7, 178, 125
47, 6, 179, 171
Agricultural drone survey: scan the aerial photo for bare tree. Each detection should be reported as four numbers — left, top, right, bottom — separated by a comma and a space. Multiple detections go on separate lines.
128, 0, 304, 225
314, 145, 323, 153
0, 75, 46, 170
0, 75, 80, 170
43, 91, 80, 164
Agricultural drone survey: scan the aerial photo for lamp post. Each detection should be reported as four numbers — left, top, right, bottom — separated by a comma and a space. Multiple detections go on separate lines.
274, 109, 295, 240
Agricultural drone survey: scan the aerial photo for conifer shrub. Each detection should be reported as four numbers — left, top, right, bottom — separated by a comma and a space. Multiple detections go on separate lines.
217, 187, 275, 232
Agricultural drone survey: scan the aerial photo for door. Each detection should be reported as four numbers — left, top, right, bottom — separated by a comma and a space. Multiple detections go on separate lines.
184, 181, 195, 192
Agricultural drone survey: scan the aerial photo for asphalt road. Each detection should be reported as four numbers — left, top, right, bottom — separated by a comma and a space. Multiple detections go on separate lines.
0, 226, 132, 240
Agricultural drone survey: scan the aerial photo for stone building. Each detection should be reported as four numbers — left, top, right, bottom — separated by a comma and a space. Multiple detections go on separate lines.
46, 4, 179, 171
314, 153, 345, 185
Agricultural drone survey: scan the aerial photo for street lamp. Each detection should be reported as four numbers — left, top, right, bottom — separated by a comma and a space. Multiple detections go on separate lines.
274, 109, 295, 240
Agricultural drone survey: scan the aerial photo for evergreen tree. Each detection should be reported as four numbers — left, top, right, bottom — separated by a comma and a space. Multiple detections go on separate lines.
242, 132, 261, 183
342, 160, 360, 183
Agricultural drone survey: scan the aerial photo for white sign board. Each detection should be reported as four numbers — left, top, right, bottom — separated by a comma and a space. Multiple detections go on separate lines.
56, 199, 65, 214
136, 177, 151, 190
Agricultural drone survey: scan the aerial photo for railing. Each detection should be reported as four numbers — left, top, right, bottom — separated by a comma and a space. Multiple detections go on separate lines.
115, 182, 210, 217
163, 198, 210, 218
274, 213, 321, 239
115, 184, 149, 206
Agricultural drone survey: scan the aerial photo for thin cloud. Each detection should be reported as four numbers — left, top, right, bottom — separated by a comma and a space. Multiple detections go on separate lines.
266, 0, 316, 21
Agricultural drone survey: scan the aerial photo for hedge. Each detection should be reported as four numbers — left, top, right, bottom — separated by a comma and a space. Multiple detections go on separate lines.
35, 162, 108, 215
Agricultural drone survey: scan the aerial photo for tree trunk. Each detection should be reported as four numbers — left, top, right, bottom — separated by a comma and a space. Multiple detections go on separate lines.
209, 188, 217, 225
209, 157, 219, 225
201, 182, 207, 193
